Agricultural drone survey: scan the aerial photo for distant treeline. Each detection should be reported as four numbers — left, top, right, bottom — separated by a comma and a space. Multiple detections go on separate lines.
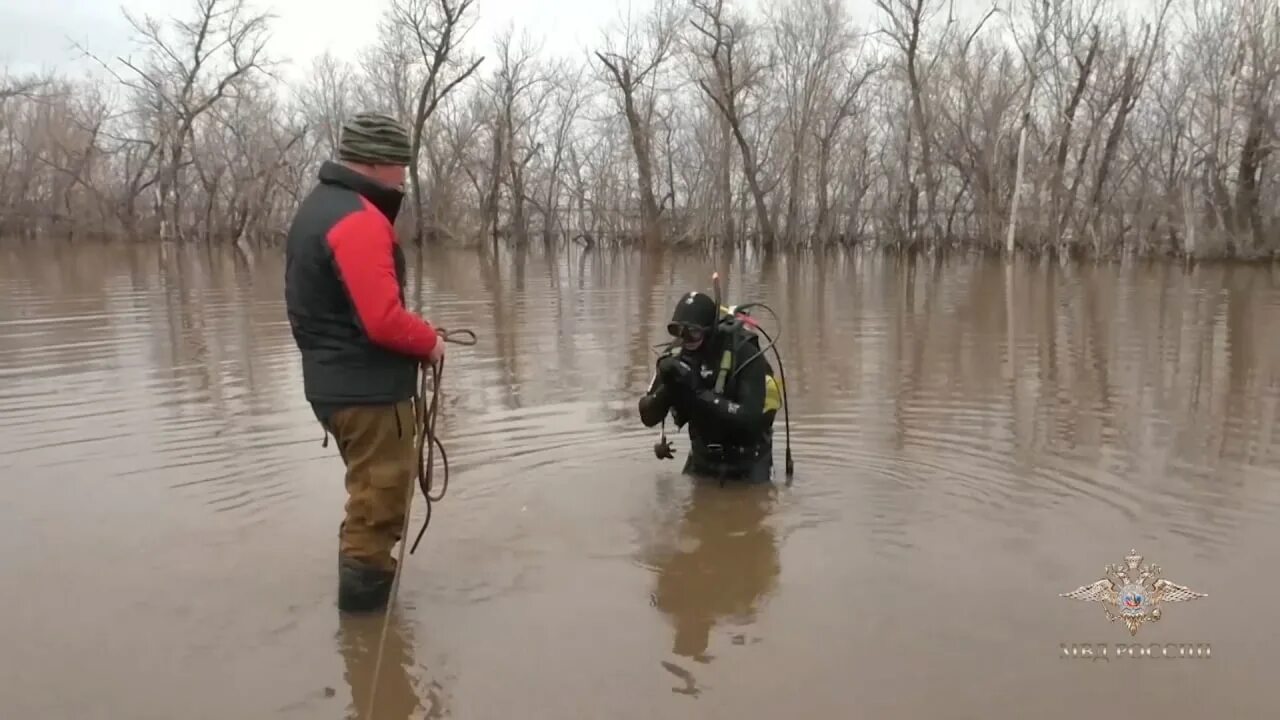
0, 0, 1276, 259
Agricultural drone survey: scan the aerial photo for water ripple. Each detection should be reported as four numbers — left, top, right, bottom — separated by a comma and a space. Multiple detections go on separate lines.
2, 245, 1278, 720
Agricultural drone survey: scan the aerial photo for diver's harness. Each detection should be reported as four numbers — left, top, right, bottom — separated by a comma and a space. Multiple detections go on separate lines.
653, 272, 795, 482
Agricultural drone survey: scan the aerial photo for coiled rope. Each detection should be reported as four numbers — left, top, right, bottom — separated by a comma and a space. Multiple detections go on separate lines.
365, 327, 477, 719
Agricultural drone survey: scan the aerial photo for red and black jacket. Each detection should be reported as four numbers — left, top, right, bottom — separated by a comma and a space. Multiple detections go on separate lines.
284, 161, 438, 413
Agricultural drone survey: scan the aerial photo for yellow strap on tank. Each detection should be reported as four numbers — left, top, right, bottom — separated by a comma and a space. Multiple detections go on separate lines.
764, 375, 782, 413
713, 348, 733, 393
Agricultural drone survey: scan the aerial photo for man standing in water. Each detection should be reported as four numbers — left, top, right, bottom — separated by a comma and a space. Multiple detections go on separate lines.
638, 290, 780, 483
284, 112, 445, 613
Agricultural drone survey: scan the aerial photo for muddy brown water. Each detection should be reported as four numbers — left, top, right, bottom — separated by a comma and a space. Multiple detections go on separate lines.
1, 241, 1278, 719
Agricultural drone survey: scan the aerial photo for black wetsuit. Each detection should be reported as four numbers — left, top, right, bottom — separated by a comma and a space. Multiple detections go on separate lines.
639, 319, 777, 483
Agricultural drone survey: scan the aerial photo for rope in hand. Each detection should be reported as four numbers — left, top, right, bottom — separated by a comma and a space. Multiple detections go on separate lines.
410, 328, 477, 553
365, 327, 477, 720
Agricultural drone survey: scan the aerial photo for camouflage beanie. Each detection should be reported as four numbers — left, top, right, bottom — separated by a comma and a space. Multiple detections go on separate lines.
337, 112, 413, 166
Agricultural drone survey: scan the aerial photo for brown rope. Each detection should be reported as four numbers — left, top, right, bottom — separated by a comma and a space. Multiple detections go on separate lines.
365, 327, 477, 720
410, 328, 477, 554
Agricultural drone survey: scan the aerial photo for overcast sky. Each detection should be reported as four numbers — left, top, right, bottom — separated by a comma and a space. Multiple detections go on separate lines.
1, 0, 618, 81
2, 0, 1154, 84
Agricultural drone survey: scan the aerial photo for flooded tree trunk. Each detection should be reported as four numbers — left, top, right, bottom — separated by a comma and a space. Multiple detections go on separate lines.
395, 0, 484, 247
692, 0, 777, 253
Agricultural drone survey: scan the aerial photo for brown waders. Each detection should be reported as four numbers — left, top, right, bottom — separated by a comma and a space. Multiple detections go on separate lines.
324, 399, 417, 613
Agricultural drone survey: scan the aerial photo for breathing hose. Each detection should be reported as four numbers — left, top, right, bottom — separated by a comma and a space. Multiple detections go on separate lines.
726, 301, 794, 478
711, 274, 793, 477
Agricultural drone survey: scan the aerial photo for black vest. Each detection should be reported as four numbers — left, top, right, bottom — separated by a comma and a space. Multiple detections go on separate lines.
284, 161, 417, 411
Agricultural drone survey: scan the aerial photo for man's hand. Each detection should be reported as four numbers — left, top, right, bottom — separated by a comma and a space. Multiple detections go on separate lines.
425, 338, 445, 366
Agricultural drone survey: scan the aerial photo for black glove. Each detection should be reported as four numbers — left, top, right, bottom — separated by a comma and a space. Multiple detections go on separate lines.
658, 354, 699, 391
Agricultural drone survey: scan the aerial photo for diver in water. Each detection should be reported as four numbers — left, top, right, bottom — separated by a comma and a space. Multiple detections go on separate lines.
638, 290, 783, 483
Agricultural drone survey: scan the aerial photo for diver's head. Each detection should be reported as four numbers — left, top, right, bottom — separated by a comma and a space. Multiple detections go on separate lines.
667, 290, 718, 352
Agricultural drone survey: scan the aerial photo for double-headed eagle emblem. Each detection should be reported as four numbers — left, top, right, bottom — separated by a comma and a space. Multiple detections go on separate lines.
1061, 549, 1206, 636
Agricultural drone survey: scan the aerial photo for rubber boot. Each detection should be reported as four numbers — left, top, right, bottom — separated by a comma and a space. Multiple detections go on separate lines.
338, 555, 395, 613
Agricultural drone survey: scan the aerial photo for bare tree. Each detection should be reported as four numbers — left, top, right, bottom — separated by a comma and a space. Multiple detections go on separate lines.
873, 0, 942, 249
1, 0, 1276, 259
80, 0, 274, 241
0, 75, 47, 102
536, 59, 588, 247
297, 52, 354, 156
387, 0, 484, 245
473, 27, 554, 246
690, 0, 777, 251
1229, 2, 1279, 252
593, 0, 684, 249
